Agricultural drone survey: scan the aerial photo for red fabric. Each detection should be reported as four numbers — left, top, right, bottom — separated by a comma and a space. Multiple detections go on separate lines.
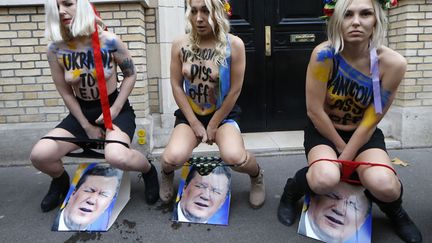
309, 158, 397, 185
91, 7, 113, 130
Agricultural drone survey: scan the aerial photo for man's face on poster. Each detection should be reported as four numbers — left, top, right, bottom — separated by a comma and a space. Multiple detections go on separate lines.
309, 183, 369, 241
64, 175, 118, 228
181, 172, 229, 222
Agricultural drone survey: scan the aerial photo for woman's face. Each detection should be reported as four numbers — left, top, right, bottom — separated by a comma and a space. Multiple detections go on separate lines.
341, 0, 376, 44
190, 0, 213, 37
57, 0, 77, 28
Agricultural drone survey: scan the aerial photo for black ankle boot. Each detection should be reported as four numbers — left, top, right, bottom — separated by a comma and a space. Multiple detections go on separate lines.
365, 188, 422, 243
142, 164, 159, 205
382, 206, 422, 243
277, 177, 304, 226
41, 171, 70, 212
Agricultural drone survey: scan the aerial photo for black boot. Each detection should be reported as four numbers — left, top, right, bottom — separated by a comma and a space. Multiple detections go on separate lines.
277, 167, 309, 226
365, 188, 422, 243
277, 178, 303, 226
41, 170, 70, 212
142, 164, 159, 205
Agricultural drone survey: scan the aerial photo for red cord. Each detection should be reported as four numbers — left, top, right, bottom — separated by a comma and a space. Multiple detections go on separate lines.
310, 158, 397, 185
91, 7, 113, 130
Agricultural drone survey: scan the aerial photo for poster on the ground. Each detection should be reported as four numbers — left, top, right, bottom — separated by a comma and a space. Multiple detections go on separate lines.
298, 182, 372, 243
172, 165, 231, 225
52, 163, 129, 231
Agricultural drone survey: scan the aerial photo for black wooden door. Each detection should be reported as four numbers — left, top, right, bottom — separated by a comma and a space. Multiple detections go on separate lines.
230, 0, 326, 132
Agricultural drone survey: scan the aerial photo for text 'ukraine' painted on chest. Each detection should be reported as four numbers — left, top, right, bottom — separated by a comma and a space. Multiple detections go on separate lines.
62, 48, 116, 71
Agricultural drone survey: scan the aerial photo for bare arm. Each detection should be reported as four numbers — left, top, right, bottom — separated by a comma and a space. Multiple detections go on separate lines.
96, 32, 136, 124
306, 43, 347, 154
207, 35, 245, 141
339, 48, 406, 161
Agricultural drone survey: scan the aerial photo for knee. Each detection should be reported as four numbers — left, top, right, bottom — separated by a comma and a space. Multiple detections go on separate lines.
364, 174, 400, 201
105, 150, 129, 170
307, 169, 339, 193
30, 146, 50, 166
221, 150, 246, 166
29, 149, 42, 166
160, 149, 188, 167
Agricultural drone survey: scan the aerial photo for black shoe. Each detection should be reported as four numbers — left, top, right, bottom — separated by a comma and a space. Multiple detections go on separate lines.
277, 178, 303, 226
41, 171, 70, 212
384, 206, 422, 243
142, 164, 159, 205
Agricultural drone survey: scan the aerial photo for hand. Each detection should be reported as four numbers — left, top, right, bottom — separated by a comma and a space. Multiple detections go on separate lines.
206, 124, 217, 145
190, 120, 207, 143
84, 124, 105, 139
95, 106, 120, 125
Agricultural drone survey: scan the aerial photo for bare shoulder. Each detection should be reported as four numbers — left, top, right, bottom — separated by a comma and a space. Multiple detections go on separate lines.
312, 41, 331, 53
47, 42, 60, 55
172, 34, 189, 48
309, 41, 334, 66
378, 46, 407, 70
378, 46, 407, 87
100, 31, 123, 45
228, 33, 245, 50
228, 34, 245, 58
101, 30, 117, 39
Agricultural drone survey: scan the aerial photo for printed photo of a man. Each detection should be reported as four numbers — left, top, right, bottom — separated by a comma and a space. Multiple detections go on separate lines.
298, 182, 372, 243
52, 164, 122, 231
173, 165, 231, 225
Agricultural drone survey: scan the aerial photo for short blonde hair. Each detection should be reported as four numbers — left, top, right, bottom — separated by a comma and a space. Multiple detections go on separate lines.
327, 0, 387, 54
185, 0, 230, 66
45, 0, 105, 42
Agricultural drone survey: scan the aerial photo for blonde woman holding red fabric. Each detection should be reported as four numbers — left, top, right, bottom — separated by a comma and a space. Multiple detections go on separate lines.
30, 0, 159, 212
277, 0, 422, 242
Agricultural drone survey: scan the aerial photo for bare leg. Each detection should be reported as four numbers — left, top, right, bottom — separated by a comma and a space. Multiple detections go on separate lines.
104, 125, 150, 172
30, 128, 78, 212
159, 124, 199, 203
356, 149, 400, 202
216, 123, 265, 208
104, 125, 159, 204
277, 144, 339, 226
30, 128, 79, 177
356, 149, 421, 242
306, 145, 340, 195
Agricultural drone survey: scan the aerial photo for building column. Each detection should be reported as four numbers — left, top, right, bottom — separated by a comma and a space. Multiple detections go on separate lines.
381, 0, 432, 147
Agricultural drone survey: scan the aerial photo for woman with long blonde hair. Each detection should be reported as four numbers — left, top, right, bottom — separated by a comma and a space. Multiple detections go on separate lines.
159, 0, 266, 209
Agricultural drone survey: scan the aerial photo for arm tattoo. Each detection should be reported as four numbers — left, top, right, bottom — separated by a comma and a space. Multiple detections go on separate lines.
119, 58, 135, 77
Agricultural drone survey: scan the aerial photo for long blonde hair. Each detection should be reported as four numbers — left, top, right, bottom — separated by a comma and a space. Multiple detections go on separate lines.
45, 0, 105, 42
327, 0, 387, 54
185, 0, 230, 66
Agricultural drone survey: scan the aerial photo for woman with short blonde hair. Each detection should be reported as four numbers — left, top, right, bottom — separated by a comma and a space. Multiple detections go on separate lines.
31, 0, 159, 213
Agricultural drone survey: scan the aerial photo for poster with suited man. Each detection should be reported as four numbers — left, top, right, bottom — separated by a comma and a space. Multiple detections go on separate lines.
298, 182, 372, 243
52, 163, 129, 231
172, 165, 231, 225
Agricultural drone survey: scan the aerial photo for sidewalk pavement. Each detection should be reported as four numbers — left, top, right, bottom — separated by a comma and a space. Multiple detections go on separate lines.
150, 131, 402, 158
0, 147, 430, 243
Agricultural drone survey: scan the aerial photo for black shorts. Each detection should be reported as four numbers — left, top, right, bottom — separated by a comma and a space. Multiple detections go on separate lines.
303, 118, 387, 157
55, 90, 136, 141
174, 104, 241, 128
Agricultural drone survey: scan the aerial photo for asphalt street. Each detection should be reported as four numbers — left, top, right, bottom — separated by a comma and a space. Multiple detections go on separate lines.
0, 148, 431, 243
